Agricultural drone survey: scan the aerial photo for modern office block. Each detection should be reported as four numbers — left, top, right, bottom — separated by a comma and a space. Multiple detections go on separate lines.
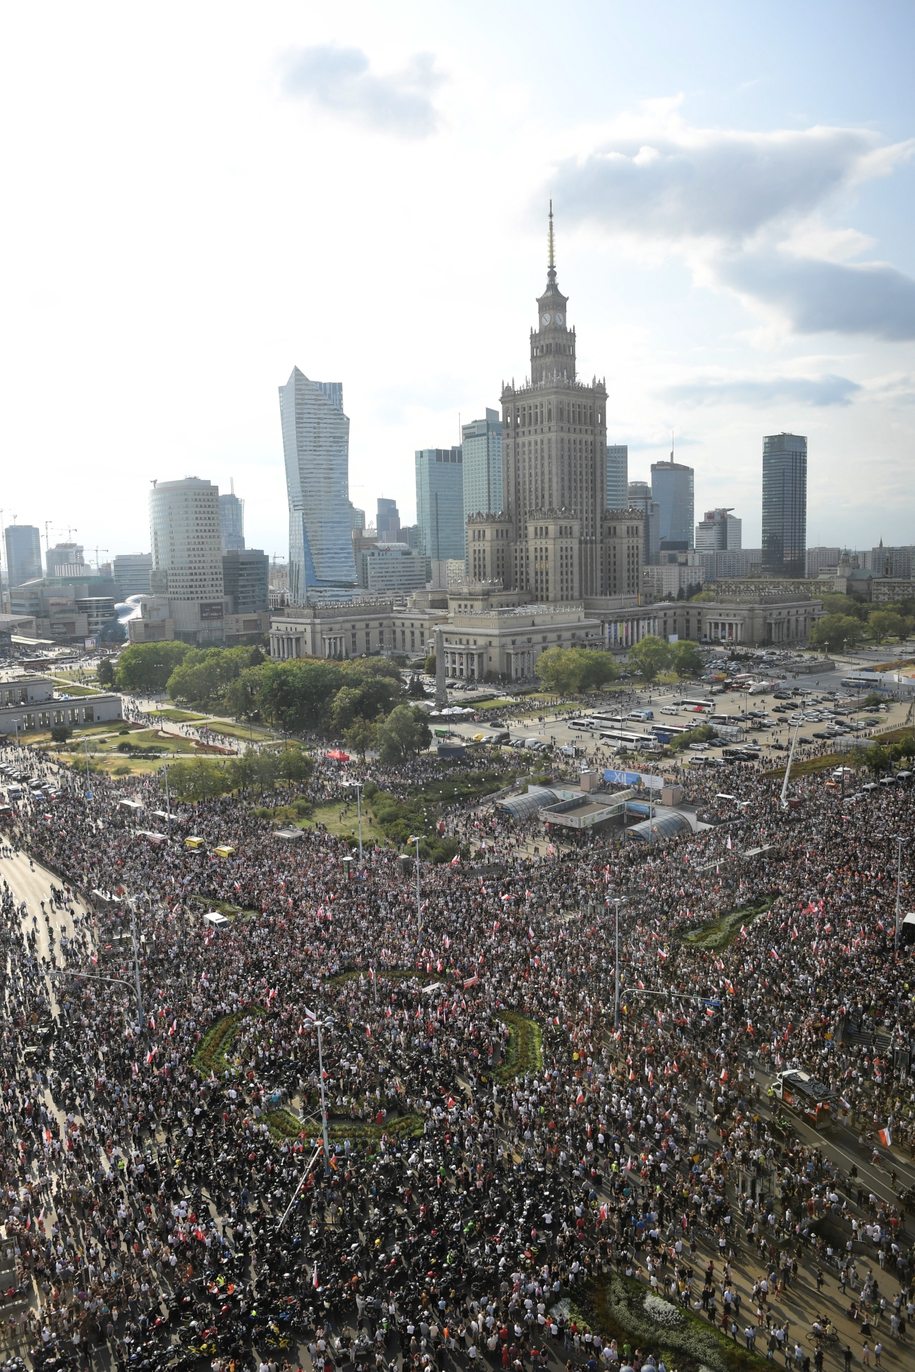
696, 508, 742, 552
222, 549, 269, 613
462, 410, 503, 560
762, 433, 807, 577
606, 444, 628, 511
219, 490, 245, 552
627, 481, 661, 565
46, 543, 86, 577
279, 366, 357, 602
377, 499, 401, 543
651, 457, 695, 551
415, 447, 464, 561
148, 476, 227, 642
113, 553, 152, 598
805, 547, 842, 579
4, 524, 42, 589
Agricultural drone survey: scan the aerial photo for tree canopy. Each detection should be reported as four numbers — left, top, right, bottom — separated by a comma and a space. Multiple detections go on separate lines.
626, 635, 702, 683
374, 704, 432, 764
808, 614, 864, 652
115, 642, 191, 693
535, 647, 619, 694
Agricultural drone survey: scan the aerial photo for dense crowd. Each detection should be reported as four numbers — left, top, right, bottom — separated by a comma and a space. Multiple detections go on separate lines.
0, 726, 914, 1372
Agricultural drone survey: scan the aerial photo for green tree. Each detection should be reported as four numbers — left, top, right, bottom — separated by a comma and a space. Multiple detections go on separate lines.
166, 646, 255, 704
627, 635, 672, 682
330, 676, 401, 733
668, 641, 703, 677
50, 724, 71, 744
424, 653, 436, 676
868, 609, 905, 643
668, 722, 715, 752
374, 704, 432, 764
689, 591, 717, 603
256, 659, 346, 732
167, 758, 235, 802
115, 642, 190, 693
808, 614, 865, 653
96, 659, 116, 688
344, 717, 377, 760
820, 592, 869, 620
536, 646, 618, 694
223, 666, 265, 720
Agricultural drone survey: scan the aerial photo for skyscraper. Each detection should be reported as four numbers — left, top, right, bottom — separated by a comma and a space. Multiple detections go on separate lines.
651, 454, 695, 551
469, 208, 642, 601
219, 487, 245, 552
149, 477, 226, 642
695, 508, 742, 551
606, 444, 628, 510
279, 367, 357, 602
762, 432, 807, 577
113, 553, 152, 598
376, 499, 401, 543
627, 481, 660, 566
47, 543, 86, 576
415, 447, 464, 561
4, 524, 42, 588
462, 409, 503, 561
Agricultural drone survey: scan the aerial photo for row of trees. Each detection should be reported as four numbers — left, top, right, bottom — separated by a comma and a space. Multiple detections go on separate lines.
626, 635, 704, 683
166, 746, 314, 802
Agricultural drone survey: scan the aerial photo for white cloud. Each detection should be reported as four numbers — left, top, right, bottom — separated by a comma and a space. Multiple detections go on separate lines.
551, 103, 915, 341
280, 45, 443, 139
660, 371, 861, 408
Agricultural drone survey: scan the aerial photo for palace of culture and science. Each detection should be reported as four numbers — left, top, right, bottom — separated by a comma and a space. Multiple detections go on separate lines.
468, 208, 643, 603
270, 213, 823, 677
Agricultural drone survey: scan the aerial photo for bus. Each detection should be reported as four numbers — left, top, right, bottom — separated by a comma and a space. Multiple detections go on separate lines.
680, 698, 715, 712
598, 728, 657, 747
649, 721, 692, 737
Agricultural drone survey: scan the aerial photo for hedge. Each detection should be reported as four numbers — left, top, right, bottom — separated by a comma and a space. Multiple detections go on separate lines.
192, 1007, 265, 1077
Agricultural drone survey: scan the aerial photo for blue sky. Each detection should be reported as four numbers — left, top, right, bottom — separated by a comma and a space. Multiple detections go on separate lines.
1, 0, 913, 561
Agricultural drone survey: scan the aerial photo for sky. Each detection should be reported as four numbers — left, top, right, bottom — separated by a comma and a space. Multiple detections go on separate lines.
1, 0, 914, 569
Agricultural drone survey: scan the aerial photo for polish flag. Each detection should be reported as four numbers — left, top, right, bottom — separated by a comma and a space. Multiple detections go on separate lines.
878, 1127, 892, 1148
450, 854, 460, 867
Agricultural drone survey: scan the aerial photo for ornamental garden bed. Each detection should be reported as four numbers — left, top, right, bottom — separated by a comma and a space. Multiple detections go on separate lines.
572, 1273, 768, 1372
492, 1012, 543, 1082
192, 1007, 265, 1076
265, 1107, 423, 1148
678, 897, 776, 952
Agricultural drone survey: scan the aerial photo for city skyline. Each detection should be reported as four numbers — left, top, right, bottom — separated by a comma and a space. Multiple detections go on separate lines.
0, 2, 913, 561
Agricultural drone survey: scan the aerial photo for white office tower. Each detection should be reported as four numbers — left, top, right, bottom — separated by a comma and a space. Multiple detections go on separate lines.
279, 367, 357, 603
149, 477, 227, 642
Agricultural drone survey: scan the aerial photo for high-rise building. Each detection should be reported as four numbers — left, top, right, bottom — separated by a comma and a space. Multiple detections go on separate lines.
149, 477, 227, 642
651, 455, 695, 551
279, 367, 357, 603
470, 208, 642, 602
462, 410, 503, 561
113, 553, 153, 598
376, 498, 401, 543
696, 508, 742, 552
4, 524, 42, 589
865, 543, 913, 579
606, 444, 628, 510
415, 447, 464, 561
805, 546, 842, 579
222, 549, 270, 613
219, 488, 245, 552
47, 542, 86, 577
762, 433, 807, 577
627, 481, 661, 566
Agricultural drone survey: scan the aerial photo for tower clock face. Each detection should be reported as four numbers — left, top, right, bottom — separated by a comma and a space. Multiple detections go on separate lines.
541, 313, 551, 325
555, 312, 564, 325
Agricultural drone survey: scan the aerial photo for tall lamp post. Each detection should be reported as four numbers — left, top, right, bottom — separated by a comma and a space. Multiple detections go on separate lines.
894, 836, 908, 958
609, 896, 628, 1028
304, 1009, 333, 1174
409, 835, 422, 936
351, 780, 364, 863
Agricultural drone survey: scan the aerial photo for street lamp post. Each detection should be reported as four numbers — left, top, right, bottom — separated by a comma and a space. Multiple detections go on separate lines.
352, 781, 363, 863
894, 836, 908, 958
610, 896, 628, 1029
305, 1009, 333, 1174
161, 763, 171, 829
409, 835, 422, 936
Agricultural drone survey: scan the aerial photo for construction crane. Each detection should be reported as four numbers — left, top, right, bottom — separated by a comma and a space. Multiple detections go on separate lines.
91, 547, 109, 570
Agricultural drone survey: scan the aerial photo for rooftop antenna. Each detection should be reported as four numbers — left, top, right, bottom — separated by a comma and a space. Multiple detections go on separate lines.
670, 430, 675, 464
230, 477, 234, 495
548, 200, 555, 275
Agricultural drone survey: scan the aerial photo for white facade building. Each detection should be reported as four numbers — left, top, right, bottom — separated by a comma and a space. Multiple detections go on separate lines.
147, 477, 228, 643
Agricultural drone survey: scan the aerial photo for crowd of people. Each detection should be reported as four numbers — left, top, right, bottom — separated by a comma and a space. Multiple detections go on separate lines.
0, 713, 914, 1372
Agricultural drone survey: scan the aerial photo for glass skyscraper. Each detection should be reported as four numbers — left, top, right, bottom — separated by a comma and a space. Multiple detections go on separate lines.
462, 409, 503, 561
762, 432, 807, 577
415, 447, 464, 561
279, 367, 357, 602
219, 490, 245, 552
606, 444, 628, 510
4, 524, 42, 589
651, 457, 695, 550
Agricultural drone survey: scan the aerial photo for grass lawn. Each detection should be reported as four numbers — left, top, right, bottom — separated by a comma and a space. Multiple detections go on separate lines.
471, 697, 515, 711
680, 897, 775, 951
872, 725, 915, 744
204, 720, 279, 742
299, 799, 387, 844
761, 752, 844, 779
50, 680, 101, 697
149, 708, 207, 722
